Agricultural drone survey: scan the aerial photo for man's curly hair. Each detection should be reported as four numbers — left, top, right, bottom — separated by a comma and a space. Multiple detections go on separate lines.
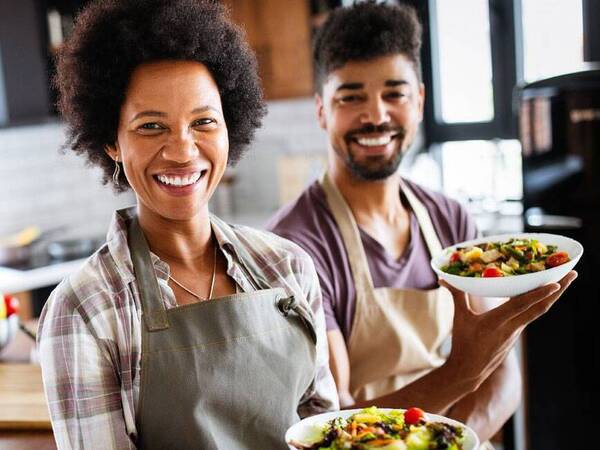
313, 1, 422, 94
56, 0, 266, 192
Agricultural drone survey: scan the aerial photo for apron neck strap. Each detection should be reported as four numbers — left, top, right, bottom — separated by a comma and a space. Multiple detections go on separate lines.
398, 178, 443, 257
320, 172, 375, 294
127, 215, 170, 331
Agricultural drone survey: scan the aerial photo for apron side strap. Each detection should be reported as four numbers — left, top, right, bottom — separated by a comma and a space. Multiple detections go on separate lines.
277, 296, 318, 345
128, 216, 170, 331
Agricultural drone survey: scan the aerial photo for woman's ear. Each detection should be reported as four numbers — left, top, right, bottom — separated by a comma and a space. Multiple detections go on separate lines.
105, 143, 119, 161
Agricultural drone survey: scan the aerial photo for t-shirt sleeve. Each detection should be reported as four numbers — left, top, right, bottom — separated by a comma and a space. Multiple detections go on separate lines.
270, 230, 341, 333
455, 200, 480, 242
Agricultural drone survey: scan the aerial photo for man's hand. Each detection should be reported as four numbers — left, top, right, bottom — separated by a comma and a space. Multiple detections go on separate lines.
441, 270, 577, 391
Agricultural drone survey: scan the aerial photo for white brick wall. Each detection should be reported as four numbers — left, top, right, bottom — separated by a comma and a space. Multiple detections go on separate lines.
0, 121, 135, 239
0, 99, 326, 238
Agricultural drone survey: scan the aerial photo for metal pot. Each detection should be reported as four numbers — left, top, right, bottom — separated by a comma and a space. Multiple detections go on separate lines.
0, 226, 67, 267
47, 238, 97, 261
0, 243, 36, 266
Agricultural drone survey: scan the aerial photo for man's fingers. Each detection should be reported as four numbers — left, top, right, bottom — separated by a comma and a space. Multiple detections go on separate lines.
486, 270, 577, 324
509, 271, 577, 327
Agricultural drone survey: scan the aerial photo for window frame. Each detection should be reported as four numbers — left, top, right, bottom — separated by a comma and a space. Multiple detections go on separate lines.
406, 0, 520, 145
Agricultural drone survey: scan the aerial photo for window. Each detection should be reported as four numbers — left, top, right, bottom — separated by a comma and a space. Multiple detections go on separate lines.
419, 0, 517, 144
521, 0, 584, 82
434, 0, 494, 123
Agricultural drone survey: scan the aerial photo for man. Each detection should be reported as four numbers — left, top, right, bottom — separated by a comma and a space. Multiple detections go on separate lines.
267, 1, 577, 445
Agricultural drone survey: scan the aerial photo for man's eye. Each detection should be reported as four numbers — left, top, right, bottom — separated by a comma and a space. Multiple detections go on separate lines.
386, 91, 407, 100
340, 95, 361, 103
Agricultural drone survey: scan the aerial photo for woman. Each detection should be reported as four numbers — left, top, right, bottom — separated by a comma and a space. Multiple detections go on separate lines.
37, 1, 338, 449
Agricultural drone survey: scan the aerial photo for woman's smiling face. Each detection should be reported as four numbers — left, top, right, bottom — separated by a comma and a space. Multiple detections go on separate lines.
109, 60, 228, 222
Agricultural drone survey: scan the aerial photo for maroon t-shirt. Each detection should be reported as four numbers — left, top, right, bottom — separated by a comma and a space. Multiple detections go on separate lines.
266, 178, 478, 340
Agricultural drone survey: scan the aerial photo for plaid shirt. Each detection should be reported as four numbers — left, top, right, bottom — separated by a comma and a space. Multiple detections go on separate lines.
37, 208, 339, 450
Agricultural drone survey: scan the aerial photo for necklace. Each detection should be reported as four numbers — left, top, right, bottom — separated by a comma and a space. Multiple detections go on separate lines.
168, 242, 218, 301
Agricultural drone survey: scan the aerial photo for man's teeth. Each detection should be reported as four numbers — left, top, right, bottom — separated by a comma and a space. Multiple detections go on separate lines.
356, 136, 392, 147
157, 173, 201, 187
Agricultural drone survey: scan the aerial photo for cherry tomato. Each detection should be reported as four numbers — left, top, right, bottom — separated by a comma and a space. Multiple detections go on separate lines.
482, 267, 503, 278
4, 294, 20, 317
404, 407, 425, 425
546, 251, 570, 268
449, 251, 461, 263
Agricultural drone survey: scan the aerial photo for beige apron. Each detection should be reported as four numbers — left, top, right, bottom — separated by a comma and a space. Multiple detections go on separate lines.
126, 212, 317, 450
321, 173, 453, 401
321, 175, 494, 450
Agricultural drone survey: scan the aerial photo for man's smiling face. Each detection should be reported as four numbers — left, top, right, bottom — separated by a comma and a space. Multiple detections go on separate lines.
317, 53, 424, 181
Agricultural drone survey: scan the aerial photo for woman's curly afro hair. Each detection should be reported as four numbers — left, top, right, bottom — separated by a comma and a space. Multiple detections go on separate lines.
56, 0, 266, 192
313, 1, 422, 94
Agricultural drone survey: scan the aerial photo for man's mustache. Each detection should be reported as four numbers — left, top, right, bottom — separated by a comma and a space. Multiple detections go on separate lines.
345, 123, 406, 141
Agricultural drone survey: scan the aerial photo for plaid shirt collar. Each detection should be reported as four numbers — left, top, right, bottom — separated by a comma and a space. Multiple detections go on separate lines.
106, 207, 241, 285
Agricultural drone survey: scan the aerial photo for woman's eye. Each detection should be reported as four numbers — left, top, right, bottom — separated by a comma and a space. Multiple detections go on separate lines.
138, 122, 164, 131
192, 118, 216, 127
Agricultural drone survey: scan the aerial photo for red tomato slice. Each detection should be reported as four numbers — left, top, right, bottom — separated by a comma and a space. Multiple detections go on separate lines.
546, 251, 570, 268
482, 267, 503, 278
450, 251, 461, 263
404, 407, 425, 425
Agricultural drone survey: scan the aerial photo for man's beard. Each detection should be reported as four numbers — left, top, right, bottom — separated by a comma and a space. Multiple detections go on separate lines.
336, 123, 407, 181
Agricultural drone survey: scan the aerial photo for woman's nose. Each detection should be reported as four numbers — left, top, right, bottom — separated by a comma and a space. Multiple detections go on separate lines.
162, 130, 197, 162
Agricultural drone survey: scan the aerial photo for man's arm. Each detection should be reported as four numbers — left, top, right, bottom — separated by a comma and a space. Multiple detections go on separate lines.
327, 329, 477, 413
326, 274, 575, 418
327, 330, 354, 408
447, 350, 521, 442
445, 296, 522, 442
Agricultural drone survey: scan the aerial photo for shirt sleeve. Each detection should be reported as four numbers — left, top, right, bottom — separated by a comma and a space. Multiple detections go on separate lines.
37, 283, 135, 450
294, 253, 340, 417
456, 200, 480, 242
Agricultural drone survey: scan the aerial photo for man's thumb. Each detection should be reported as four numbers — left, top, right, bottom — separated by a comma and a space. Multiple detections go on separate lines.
439, 279, 469, 314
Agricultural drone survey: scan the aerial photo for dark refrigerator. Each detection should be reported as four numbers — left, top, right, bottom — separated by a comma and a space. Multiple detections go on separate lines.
518, 68, 600, 450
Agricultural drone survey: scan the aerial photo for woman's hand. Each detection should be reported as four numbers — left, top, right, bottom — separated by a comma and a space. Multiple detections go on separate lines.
440, 271, 577, 391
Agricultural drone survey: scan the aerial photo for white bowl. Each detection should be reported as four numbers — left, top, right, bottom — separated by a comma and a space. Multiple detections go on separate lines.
431, 233, 583, 298
286, 408, 479, 450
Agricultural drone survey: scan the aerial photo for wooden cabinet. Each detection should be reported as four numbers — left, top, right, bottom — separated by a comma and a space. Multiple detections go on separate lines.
0, 0, 51, 125
223, 0, 314, 99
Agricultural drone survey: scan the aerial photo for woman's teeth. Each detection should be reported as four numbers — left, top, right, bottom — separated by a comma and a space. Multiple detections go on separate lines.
356, 135, 393, 147
156, 172, 201, 187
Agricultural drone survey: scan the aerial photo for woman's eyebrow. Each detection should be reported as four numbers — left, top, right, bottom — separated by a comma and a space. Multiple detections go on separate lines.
129, 106, 220, 123
129, 110, 166, 123
191, 106, 220, 114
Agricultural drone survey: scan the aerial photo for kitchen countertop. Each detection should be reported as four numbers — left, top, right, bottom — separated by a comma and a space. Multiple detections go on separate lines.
0, 322, 56, 449
0, 258, 87, 294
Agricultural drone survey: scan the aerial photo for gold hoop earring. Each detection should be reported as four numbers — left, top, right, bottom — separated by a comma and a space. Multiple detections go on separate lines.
112, 157, 120, 186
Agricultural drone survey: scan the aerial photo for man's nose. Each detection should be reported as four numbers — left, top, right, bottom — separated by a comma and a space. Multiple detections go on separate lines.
162, 129, 197, 162
361, 98, 390, 125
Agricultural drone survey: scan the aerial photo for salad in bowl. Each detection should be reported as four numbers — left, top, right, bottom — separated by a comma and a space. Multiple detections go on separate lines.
286, 406, 479, 450
431, 233, 582, 297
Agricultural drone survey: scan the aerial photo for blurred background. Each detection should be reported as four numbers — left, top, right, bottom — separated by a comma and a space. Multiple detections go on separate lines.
0, 1, 599, 449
